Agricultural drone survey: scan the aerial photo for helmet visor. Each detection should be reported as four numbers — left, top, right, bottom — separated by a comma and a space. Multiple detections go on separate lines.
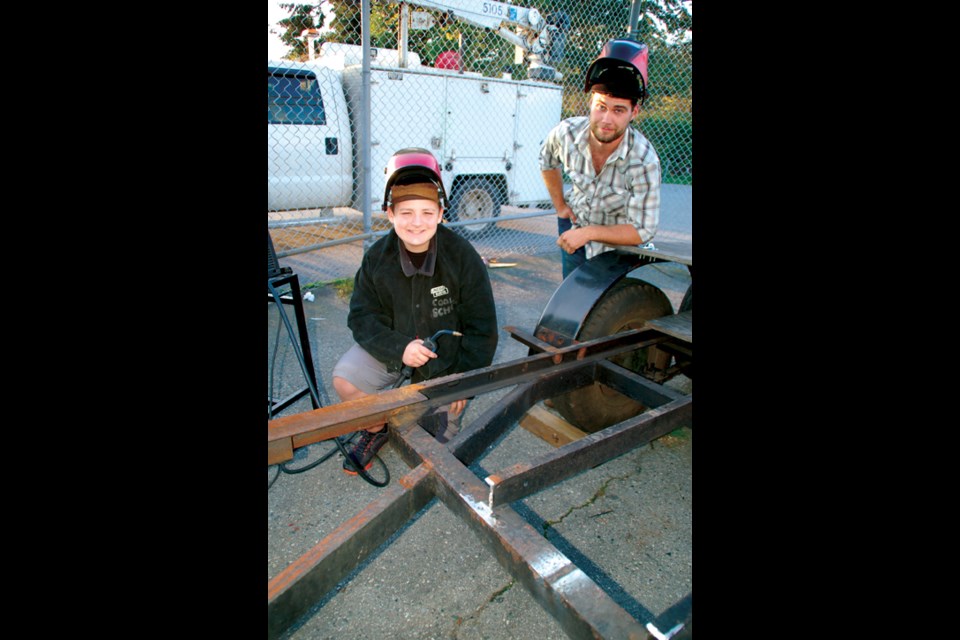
583, 39, 649, 102
383, 148, 447, 210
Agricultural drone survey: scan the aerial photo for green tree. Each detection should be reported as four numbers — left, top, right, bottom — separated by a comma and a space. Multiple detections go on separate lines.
276, 1, 690, 93
324, 1, 465, 64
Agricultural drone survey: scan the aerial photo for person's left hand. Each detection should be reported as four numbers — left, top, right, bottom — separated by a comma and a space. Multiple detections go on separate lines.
557, 227, 587, 254
402, 339, 437, 369
448, 399, 467, 417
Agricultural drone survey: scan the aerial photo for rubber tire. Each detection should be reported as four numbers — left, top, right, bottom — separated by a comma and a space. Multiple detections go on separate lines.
552, 278, 673, 433
448, 177, 501, 238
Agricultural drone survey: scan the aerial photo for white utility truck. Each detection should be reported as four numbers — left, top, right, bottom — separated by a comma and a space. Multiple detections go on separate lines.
268, 0, 568, 237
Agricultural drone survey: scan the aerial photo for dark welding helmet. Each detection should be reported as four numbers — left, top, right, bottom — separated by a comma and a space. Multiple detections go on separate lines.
382, 147, 448, 211
583, 38, 649, 105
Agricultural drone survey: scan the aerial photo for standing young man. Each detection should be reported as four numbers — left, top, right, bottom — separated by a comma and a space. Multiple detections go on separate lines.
332, 148, 499, 475
539, 38, 661, 279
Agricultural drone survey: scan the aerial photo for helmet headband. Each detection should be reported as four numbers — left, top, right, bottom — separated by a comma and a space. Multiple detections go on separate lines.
390, 182, 440, 205
382, 147, 447, 210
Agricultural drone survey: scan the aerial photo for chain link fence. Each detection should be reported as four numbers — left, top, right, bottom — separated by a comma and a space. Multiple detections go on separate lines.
268, 0, 691, 286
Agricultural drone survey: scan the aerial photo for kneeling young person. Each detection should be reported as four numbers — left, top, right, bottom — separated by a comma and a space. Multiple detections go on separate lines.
332, 148, 499, 475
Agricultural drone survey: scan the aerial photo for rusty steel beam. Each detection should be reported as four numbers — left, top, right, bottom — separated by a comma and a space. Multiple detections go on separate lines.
268, 384, 430, 464
399, 425, 652, 639
449, 366, 600, 465
594, 359, 688, 408
268, 328, 668, 464
502, 324, 563, 353
484, 395, 693, 508
267, 464, 435, 640
267, 325, 692, 639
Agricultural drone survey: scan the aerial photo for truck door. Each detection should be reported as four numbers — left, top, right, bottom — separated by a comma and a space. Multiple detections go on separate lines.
268, 66, 351, 211
511, 82, 562, 204
442, 74, 515, 176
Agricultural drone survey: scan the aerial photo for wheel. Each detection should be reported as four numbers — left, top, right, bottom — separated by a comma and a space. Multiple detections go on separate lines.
551, 278, 673, 433
448, 177, 501, 238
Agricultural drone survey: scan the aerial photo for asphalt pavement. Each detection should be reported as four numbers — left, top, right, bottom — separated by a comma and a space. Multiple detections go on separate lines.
267, 186, 692, 639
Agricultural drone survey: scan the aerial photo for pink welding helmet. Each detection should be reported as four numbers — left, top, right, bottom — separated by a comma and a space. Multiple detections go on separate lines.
382, 147, 448, 211
583, 38, 649, 105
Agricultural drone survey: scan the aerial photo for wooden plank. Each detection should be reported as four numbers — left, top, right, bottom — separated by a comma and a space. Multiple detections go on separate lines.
646, 310, 692, 343
490, 396, 693, 507
519, 404, 587, 447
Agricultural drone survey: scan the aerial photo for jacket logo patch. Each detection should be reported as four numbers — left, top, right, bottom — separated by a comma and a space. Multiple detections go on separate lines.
432, 296, 454, 318
430, 285, 449, 298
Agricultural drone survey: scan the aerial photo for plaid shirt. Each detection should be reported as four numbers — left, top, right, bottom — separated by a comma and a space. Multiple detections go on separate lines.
539, 116, 660, 259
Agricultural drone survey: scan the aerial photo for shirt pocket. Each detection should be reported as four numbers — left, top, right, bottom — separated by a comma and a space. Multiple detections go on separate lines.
597, 187, 630, 221
566, 170, 594, 210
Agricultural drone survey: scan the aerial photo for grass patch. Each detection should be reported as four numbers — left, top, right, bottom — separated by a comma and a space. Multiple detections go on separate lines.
299, 277, 355, 302
655, 427, 691, 448
329, 277, 354, 300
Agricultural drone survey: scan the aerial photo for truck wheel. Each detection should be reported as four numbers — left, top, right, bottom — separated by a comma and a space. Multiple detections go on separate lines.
448, 178, 501, 238
552, 278, 673, 433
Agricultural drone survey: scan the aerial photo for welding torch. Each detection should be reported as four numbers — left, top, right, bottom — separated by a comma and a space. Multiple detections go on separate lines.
394, 329, 462, 387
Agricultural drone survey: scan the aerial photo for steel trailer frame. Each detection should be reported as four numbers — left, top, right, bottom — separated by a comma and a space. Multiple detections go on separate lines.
267, 249, 693, 640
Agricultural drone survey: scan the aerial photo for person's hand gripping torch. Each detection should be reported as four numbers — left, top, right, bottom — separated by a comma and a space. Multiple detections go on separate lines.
394, 329, 463, 387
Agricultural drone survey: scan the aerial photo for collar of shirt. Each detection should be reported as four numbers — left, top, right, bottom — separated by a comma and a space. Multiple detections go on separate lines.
398, 234, 438, 277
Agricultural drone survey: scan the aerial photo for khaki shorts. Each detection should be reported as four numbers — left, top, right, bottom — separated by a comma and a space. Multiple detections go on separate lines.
331, 343, 403, 394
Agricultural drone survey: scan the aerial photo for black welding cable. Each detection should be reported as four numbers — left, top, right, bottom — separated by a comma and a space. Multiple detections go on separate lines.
268, 463, 281, 489
268, 280, 388, 486
279, 432, 358, 474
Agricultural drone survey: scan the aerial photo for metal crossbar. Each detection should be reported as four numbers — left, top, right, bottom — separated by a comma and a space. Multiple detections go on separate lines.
268, 326, 693, 639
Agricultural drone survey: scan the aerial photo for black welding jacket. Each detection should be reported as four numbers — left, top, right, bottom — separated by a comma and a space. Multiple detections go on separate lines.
347, 225, 499, 383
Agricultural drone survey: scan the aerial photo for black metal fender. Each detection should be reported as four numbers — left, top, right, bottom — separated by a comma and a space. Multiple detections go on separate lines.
532, 250, 663, 351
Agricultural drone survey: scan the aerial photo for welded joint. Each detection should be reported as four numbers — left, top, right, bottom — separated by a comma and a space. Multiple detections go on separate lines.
464, 490, 498, 523
484, 475, 500, 510
646, 621, 685, 640
534, 326, 572, 350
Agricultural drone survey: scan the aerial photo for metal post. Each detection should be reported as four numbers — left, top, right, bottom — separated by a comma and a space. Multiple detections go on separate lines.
626, 0, 643, 40
399, 3, 409, 67
361, 0, 373, 248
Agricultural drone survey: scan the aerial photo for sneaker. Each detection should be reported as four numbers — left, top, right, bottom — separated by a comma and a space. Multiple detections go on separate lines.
342, 427, 389, 475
